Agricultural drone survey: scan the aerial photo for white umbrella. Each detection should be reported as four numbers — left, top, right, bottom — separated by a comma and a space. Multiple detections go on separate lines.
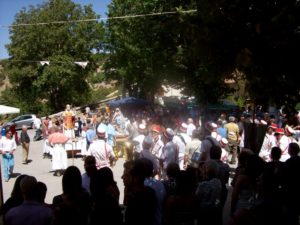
0, 105, 20, 115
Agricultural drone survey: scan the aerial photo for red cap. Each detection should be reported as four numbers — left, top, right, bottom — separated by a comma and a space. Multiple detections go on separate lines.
269, 123, 278, 129
151, 125, 161, 134
275, 128, 284, 135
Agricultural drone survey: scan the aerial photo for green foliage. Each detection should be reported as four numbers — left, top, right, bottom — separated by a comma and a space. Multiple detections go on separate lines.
106, 0, 300, 108
4, 0, 104, 114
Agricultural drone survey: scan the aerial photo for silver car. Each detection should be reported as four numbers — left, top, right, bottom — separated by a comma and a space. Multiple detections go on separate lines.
5, 114, 35, 130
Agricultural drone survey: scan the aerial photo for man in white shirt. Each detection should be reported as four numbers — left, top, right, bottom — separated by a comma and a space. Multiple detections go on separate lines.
186, 118, 196, 137
133, 124, 146, 156
259, 125, 277, 161
88, 127, 116, 169
0, 129, 17, 182
33, 115, 42, 141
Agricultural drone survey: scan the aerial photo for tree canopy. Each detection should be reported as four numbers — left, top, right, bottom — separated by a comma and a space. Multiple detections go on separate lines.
105, 0, 300, 108
3, 0, 104, 114
2, 0, 300, 114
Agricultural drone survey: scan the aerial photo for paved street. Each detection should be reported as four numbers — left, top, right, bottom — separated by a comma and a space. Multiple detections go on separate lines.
1, 129, 125, 204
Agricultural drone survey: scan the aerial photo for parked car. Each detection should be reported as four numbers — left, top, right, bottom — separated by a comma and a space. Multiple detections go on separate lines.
3, 114, 36, 130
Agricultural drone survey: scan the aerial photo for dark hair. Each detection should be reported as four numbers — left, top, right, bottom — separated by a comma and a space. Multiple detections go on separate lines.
84, 155, 96, 166
166, 162, 180, 179
62, 166, 82, 195
270, 147, 281, 160
35, 181, 47, 203
90, 167, 115, 199
244, 155, 265, 178
210, 145, 222, 160
176, 170, 196, 195
11, 174, 28, 198
288, 143, 300, 156
130, 159, 152, 183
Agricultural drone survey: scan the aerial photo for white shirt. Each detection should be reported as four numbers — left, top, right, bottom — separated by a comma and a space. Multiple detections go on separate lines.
0, 137, 17, 153
33, 117, 42, 129
133, 134, 145, 153
88, 139, 115, 169
187, 123, 196, 137
173, 135, 186, 155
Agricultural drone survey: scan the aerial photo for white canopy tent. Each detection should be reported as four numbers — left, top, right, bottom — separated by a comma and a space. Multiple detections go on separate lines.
0, 105, 20, 115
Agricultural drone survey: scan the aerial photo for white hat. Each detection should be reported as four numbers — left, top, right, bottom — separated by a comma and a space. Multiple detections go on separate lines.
260, 120, 267, 125
138, 124, 146, 132
180, 123, 188, 132
163, 128, 175, 140
220, 138, 228, 146
205, 121, 218, 132
97, 126, 106, 137
285, 126, 295, 136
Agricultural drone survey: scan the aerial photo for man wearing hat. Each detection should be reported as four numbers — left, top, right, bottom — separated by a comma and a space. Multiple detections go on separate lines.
187, 118, 196, 137
160, 128, 179, 179
150, 125, 164, 159
199, 122, 220, 162
140, 136, 159, 174
224, 116, 240, 164
259, 124, 277, 162
133, 124, 147, 156
88, 127, 116, 169
275, 128, 291, 162
219, 138, 229, 163
173, 124, 191, 170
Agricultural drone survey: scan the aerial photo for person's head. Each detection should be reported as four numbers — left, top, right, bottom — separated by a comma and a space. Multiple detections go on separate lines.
35, 181, 47, 203
244, 155, 265, 178
130, 159, 150, 185
140, 158, 154, 178
90, 167, 115, 199
138, 124, 146, 134
62, 166, 82, 195
187, 118, 193, 124
229, 116, 236, 123
142, 135, 153, 150
238, 149, 254, 167
122, 161, 135, 188
151, 125, 161, 141
288, 142, 300, 156
20, 176, 37, 200
202, 160, 219, 180
66, 104, 71, 110
270, 147, 281, 161
11, 174, 28, 199
176, 170, 196, 195
162, 128, 174, 143
191, 129, 200, 139
84, 156, 97, 175
210, 145, 222, 160
97, 126, 106, 140
166, 162, 180, 180
5, 128, 12, 139
22, 125, 28, 131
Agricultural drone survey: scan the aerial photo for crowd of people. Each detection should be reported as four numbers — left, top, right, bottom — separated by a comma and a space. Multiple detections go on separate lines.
1, 103, 300, 225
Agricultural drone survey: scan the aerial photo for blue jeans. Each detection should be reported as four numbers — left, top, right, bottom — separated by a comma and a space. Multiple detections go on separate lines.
2, 153, 14, 180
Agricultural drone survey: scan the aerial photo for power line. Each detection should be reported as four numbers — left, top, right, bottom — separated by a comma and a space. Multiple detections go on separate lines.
0, 9, 197, 28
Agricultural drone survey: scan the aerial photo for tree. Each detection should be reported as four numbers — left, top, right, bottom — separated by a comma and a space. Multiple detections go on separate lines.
106, 0, 300, 109
4, 0, 104, 114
